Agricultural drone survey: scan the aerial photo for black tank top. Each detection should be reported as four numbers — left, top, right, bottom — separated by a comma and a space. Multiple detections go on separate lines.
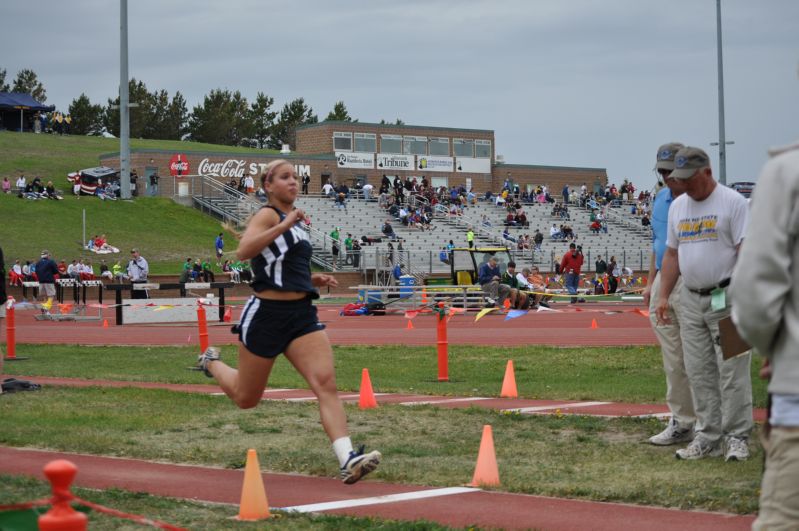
250, 206, 317, 296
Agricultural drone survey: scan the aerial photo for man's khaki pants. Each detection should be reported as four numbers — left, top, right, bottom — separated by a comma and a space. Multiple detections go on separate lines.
753, 427, 799, 530
678, 285, 753, 445
649, 273, 695, 428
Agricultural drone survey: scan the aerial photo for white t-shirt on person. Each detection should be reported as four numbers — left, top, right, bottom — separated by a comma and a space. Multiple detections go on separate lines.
666, 183, 749, 290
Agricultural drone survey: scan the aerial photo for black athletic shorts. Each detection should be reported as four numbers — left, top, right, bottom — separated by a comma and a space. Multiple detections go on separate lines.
233, 295, 325, 358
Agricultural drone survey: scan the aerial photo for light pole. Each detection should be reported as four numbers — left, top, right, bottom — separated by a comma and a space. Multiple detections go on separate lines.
710, 140, 735, 184
715, 0, 728, 185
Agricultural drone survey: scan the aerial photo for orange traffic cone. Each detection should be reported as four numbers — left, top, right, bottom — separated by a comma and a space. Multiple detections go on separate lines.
500, 360, 518, 398
359, 368, 378, 409
102, 319, 109, 328
468, 425, 500, 487
236, 449, 270, 521
223, 306, 232, 322
591, 318, 599, 329
502, 298, 511, 310
421, 289, 428, 304
406, 319, 414, 330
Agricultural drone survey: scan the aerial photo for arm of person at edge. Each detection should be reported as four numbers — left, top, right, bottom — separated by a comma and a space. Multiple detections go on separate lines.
730, 157, 794, 357
655, 247, 680, 325
642, 251, 657, 306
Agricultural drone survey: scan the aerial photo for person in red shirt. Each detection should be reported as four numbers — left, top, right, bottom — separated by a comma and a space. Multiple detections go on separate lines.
560, 243, 584, 303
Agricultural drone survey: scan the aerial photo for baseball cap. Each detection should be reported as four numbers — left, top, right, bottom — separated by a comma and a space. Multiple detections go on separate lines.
41, 250, 49, 257
654, 142, 685, 171
670, 147, 711, 179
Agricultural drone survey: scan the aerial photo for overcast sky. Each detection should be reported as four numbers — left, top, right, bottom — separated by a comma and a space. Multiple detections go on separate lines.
3, 0, 797, 190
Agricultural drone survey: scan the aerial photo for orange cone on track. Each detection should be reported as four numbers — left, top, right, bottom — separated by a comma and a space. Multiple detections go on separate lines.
406, 319, 414, 330
468, 425, 500, 487
503, 298, 511, 310
500, 360, 518, 398
359, 368, 378, 409
591, 318, 599, 329
102, 319, 109, 328
236, 449, 270, 521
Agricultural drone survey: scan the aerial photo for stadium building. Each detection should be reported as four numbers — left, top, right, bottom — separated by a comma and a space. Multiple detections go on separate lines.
101, 121, 608, 196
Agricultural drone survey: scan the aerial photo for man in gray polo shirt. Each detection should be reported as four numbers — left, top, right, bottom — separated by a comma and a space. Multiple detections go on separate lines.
655, 147, 752, 461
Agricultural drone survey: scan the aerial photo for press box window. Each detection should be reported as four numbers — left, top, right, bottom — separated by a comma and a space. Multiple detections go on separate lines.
475, 139, 491, 158
453, 138, 474, 157
354, 133, 376, 153
333, 132, 352, 151
403, 136, 427, 155
380, 134, 402, 154
429, 137, 450, 156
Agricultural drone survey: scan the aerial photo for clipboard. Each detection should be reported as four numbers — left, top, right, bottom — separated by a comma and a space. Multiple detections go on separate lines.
718, 316, 751, 360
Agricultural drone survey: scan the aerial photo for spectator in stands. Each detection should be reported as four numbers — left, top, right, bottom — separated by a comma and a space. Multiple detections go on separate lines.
344, 234, 354, 265
322, 181, 335, 198
350, 240, 361, 268
9, 259, 23, 286
439, 246, 450, 265
180, 258, 193, 282
222, 260, 240, 283
595, 255, 608, 275
112, 261, 125, 283
478, 256, 511, 308
35, 250, 59, 305
642, 214, 651, 227
562, 184, 570, 204
501, 261, 529, 309
560, 243, 584, 304
533, 229, 544, 251
335, 191, 347, 211
301, 174, 311, 195
590, 220, 602, 234
99, 260, 113, 281
526, 265, 551, 308
608, 255, 619, 293
202, 259, 215, 282
362, 181, 373, 201
382, 221, 396, 240
502, 227, 516, 244
192, 259, 203, 281
466, 227, 475, 248
550, 224, 563, 240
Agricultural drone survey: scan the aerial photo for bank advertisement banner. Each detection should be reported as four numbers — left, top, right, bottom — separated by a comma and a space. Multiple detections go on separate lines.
455, 157, 491, 174
336, 152, 374, 169
377, 154, 414, 171
417, 155, 453, 172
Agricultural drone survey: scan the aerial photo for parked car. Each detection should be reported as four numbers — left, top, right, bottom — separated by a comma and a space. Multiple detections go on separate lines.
729, 181, 755, 198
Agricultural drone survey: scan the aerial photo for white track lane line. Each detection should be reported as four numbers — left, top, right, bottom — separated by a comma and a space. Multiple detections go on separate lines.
399, 397, 494, 406
502, 401, 610, 414
279, 486, 479, 513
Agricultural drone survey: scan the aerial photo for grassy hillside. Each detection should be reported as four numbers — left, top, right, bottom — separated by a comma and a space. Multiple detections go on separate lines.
0, 131, 281, 274
0, 193, 233, 274
0, 130, 273, 184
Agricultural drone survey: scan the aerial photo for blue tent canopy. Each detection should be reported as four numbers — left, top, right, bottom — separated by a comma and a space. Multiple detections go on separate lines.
0, 92, 54, 111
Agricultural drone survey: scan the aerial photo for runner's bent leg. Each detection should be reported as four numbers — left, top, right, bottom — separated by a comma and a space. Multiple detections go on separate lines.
208, 343, 276, 409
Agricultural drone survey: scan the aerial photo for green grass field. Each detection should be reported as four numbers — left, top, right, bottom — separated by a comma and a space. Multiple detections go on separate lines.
0, 130, 273, 184
0, 343, 767, 529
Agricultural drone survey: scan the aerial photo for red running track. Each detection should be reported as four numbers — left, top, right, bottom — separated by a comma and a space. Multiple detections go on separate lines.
4, 302, 658, 347
0, 447, 754, 531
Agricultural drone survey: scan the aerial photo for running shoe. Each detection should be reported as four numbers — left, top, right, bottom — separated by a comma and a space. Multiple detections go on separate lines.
340, 445, 381, 484
648, 419, 694, 446
675, 439, 721, 460
195, 347, 220, 378
724, 437, 750, 462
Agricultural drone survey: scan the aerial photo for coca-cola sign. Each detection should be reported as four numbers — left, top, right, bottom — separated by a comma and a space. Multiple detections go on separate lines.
197, 158, 248, 179
169, 153, 190, 177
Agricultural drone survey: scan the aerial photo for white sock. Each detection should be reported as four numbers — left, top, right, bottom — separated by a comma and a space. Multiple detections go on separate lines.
332, 436, 354, 467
